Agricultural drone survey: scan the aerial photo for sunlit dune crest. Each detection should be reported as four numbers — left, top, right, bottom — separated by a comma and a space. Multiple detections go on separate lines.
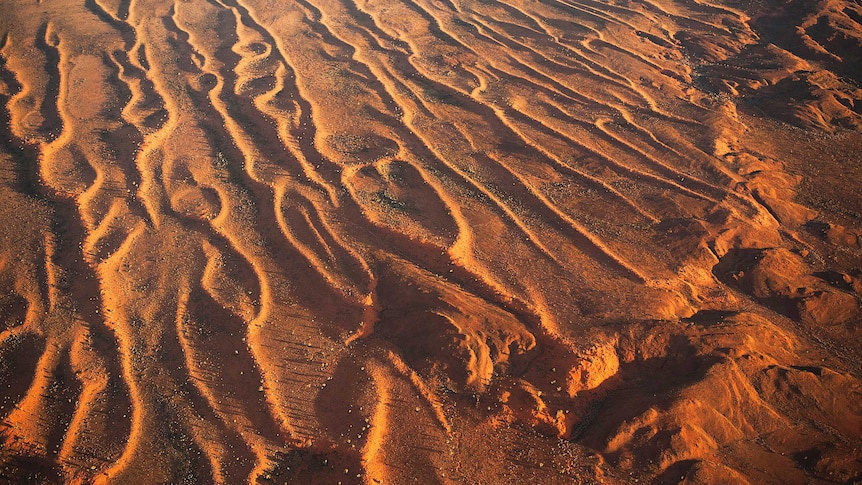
0, 0, 860, 483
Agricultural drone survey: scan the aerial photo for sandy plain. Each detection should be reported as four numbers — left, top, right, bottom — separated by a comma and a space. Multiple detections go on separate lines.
0, 0, 860, 483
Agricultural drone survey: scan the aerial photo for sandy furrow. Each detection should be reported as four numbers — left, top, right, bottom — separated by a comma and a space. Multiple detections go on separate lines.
109, 49, 168, 134
348, 33, 647, 279
499, 101, 720, 206
260, 0, 577, 340
241, 9, 512, 335
481, 0, 660, 103
483, 101, 662, 221
369, 351, 451, 484
145, 17, 286, 482
243, 0, 510, 276
314, 3, 558, 221
351, 1, 667, 223
84, 0, 136, 49
174, 283, 275, 483
195, 0, 374, 312
214, 1, 375, 298
159, 1, 351, 465
66, 1, 272, 480
348, 0, 712, 318
481, 149, 649, 281
58, 327, 131, 477
0, 38, 42, 197
358, 361, 389, 484
121, 19, 179, 226
30, 23, 64, 144
296, 0, 648, 309
1, 12, 140, 481
428, 1, 652, 112
2, 343, 79, 460
50, 59, 144, 265
593, 118, 732, 197
1, 28, 59, 145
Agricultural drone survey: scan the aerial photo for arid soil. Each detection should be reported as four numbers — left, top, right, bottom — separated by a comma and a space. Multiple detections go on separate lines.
0, 0, 860, 483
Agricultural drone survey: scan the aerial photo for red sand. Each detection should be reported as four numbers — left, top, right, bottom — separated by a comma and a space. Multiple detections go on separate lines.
0, 0, 860, 483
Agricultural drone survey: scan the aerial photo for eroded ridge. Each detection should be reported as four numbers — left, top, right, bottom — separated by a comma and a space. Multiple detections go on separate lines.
1, 0, 860, 483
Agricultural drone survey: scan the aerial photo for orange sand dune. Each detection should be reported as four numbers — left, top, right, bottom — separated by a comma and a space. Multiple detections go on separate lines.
1, 0, 860, 483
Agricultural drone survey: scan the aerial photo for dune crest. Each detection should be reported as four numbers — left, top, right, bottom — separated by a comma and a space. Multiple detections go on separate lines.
1, 0, 860, 483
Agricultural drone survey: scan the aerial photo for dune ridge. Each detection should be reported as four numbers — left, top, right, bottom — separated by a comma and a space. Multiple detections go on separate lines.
1, 0, 860, 483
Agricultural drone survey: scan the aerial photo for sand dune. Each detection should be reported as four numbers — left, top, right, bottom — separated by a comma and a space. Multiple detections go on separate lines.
1, 0, 860, 483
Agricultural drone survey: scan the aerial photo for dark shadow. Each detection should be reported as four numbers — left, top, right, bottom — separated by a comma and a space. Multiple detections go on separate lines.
682, 309, 740, 327
651, 459, 698, 485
